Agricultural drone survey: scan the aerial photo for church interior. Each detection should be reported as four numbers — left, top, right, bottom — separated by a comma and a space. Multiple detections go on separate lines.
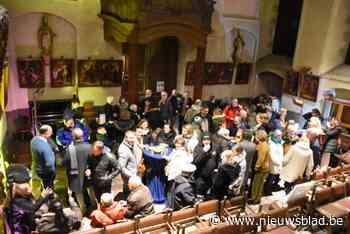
1, 0, 350, 233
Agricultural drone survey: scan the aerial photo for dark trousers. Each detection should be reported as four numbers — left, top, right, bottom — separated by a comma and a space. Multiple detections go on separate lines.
39, 172, 55, 189
93, 185, 111, 201
330, 153, 339, 168
284, 181, 295, 194
195, 177, 211, 197
264, 174, 280, 195
166, 180, 175, 209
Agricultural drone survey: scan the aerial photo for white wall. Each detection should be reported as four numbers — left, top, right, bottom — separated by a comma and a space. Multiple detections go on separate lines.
2, 0, 123, 106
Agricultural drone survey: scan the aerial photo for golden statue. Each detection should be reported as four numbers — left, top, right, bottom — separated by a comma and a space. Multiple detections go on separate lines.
231, 28, 245, 67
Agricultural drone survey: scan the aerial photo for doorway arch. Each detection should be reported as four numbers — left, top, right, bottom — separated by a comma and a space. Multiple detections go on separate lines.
258, 71, 285, 97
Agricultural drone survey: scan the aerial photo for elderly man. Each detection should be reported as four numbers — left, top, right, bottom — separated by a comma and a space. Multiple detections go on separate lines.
31, 125, 56, 189
124, 176, 154, 218
63, 128, 91, 215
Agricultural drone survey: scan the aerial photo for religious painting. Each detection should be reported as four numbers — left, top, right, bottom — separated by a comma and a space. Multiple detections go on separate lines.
284, 71, 299, 96
235, 62, 252, 85
17, 59, 44, 88
206, 63, 234, 85
185, 62, 195, 85
78, 60, 100, 87
50, 59, 74, 87
98, 60, 123, 86
300, 74, 319, 102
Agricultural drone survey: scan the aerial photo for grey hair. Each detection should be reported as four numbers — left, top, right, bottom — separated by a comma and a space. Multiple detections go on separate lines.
129, 175, 143, 186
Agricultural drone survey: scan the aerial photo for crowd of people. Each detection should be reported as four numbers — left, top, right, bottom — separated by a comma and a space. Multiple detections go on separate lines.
3, 89, 347, 233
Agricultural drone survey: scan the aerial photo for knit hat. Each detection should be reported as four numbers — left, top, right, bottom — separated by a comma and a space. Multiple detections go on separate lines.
7, 164, 31, 184
202, 132, 211, 141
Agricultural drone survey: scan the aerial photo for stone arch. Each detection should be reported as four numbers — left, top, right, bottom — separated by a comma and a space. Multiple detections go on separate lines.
128, 20, 207, 48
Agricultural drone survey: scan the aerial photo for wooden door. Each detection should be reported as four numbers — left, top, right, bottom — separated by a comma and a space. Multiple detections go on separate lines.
146, 37, 178, 94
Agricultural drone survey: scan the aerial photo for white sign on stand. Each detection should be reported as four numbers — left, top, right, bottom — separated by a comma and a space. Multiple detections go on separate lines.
156, 81, 165, 92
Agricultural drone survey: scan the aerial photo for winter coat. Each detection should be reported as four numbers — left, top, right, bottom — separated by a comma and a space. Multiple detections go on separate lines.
255, 142, 271, 173
87, 153, 120, 189
280, 141, 314, 183
193, 144, 220, 179
158, 131, 176, 147
269, 140, 284, 175
238, 140, 256, 184
118, 141, 141, 183
173, 175, 197, 210
7, 196, 48, 234
165, 149, 193, 181
212, 163, 241, 199
324, 126, 343, 153
56, 122, 89, 146
223, 106, 241, 129
159, 99, 174, 122
35, 204, 81, 233
90, 202, 125, 226
124, 185, 154, 218
62, 141, 91, 193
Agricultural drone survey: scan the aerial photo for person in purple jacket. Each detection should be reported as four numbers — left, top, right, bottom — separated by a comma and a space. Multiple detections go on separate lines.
4, 164, 52, 234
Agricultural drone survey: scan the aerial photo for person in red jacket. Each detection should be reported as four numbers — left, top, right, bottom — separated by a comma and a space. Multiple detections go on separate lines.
224, 98, 241, 135
90, 193, 126, 227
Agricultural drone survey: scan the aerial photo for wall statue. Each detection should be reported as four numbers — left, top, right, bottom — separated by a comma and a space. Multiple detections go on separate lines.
231, 28, 245, 67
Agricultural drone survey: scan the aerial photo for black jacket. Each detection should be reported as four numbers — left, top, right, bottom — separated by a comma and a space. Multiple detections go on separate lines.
173, 175, 196, 210
159, 99, 174, 122
158, 131, 176, 146
212, 163, 240, 199
7, 195, 48, 234
211, 134, 231, 152
193, 144, 220, 179
87, 153, 121, 188
192, 113, 215, 133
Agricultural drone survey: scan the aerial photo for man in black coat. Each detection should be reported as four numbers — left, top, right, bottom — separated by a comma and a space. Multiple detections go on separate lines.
192, 104, 214, 134
63, 128, 91, 215
193, 133, 220, 196
173, 164, 198, 210
238, 129, 256, 194
85, 141, 121, 200
212, 150, 241, 199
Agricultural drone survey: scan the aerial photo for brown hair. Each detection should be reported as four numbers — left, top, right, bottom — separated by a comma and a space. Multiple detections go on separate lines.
255, 130, 268, 142
182, 124, 193, 135
137, 119, 149, 129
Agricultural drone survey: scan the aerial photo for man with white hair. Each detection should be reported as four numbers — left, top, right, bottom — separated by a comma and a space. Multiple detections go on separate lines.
31, 124, 56, 188
63, 128, 91, 215
124, 176, 154, 218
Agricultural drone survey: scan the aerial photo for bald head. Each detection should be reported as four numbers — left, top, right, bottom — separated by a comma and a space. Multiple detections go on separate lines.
39, 125, 52, 139
72, 128, 84, 141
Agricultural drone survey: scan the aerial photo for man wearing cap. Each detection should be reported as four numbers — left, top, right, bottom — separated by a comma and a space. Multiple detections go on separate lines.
193, 132, 220, 196
56, 115, 89, 147
31, 125, 56, 189
172, 164, 198, 210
